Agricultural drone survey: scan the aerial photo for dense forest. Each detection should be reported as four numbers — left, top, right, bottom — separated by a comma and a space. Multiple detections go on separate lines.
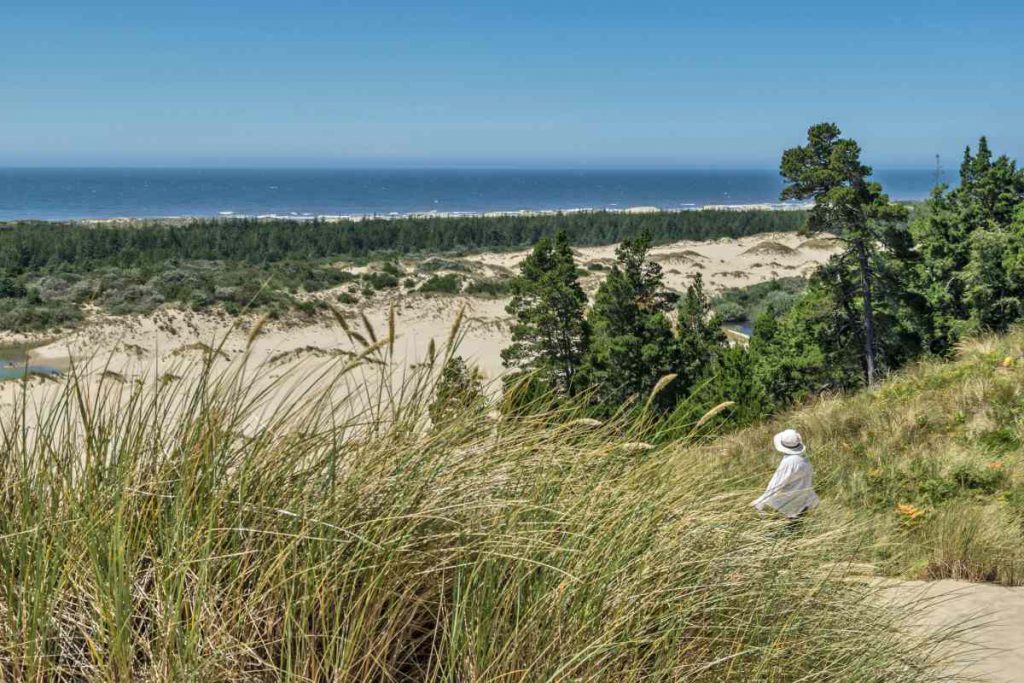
0, 209, 804, 270
0, 209, 805, 332
483, 125, 1024, 432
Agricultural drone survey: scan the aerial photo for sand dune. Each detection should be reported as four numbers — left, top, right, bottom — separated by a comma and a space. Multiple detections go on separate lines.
19, 232, 829, 379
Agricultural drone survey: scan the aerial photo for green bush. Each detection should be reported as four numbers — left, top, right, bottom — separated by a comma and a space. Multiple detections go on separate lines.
713, 277, 806, 322
419, 274, 463, 295
464, 277, 512, 298
361, 271, 400, 290
378, 261, 403, 276
418, 257, 471, 273
0, 299, 82, 332
951, 461, 1006, 494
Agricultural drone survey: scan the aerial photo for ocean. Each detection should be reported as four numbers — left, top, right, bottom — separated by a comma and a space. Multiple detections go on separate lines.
0, 168, 943, 221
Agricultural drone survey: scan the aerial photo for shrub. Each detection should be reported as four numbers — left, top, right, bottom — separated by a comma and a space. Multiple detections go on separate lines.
419, 273, 463, 295
0, 299, 82, 332
378, 261, 403, 276
418, 257, 472, 273
361, 271, 400, 290
712, 277, 806, 322
951, 461, 1006, 494
464, 277, 512, 298
0, 276, 27, 299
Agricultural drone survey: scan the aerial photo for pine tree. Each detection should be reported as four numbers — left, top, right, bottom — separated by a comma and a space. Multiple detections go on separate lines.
780, 122, 909, 385
501, 231, 589, 395
676, 272, 728, 390
699, 345, 772, 427
913, 137, 1024, 347
429, 356, 485, 426
583, 232, 679, 411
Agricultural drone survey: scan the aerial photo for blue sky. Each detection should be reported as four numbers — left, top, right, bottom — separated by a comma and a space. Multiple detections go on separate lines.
2, 0, 1021, 168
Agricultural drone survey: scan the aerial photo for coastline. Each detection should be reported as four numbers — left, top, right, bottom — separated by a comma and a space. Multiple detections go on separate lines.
6, 202, 814, 226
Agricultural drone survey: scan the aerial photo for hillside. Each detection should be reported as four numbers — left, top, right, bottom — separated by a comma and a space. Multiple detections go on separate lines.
701, 329, 1024, 586
0, 313, 963, 681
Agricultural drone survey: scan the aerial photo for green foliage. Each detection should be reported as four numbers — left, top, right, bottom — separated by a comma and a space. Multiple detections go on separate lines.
464, 277, 512, 298
378, 260, 403, 276
0, 298, 82, 332
502, 232, 589, 395
684, 345, 772, 430
0, 210, 807, 273
911, 137, 1024, 352
361, 271, 400, 290
583, 232, 680, 411
0, 276, 27, 299
780, 122, 911, 386
0, 210, 805, 333
418, 257, 472, 272
676, 273, 728, 391
428, 356, 485, 425
419, 273, 463, 294
336, 291, 358, 305
712, 276, 806, 322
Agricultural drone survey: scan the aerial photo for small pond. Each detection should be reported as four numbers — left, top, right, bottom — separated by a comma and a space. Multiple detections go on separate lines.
723, 321, 753, 338
0, 343, 64, 380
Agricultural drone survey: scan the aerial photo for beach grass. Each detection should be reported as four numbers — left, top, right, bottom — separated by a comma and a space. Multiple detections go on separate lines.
699, 328, 1024, 587
0, 317, 948, 681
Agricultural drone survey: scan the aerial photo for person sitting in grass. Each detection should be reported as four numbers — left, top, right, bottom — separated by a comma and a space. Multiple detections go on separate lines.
751, 429, 819, 520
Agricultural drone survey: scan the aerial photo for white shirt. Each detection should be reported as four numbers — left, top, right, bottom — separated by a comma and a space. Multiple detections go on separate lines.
751, 454, 819, 518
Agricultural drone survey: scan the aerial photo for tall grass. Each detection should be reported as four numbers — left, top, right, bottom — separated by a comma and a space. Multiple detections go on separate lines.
699, 328, 1024, 586
0, 318, 945, 680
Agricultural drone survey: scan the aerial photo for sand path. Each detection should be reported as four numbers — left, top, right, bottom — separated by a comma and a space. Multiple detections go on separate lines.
891, 580, 1024, 681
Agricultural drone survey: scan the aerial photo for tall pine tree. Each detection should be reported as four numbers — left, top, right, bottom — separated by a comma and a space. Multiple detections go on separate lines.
583, 232, 680, 411
676, 272, 728, 391
780, 122, 909, 385
501, 231, 589, 395
913, 137, 1024, 347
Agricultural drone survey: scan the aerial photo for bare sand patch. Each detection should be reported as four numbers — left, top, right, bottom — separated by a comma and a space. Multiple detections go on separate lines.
886, 580, 1024, 682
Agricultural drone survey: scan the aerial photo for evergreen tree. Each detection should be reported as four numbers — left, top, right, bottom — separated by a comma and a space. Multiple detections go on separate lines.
748, 283, 859, 406
429, 356, 485, 426
501, 231, 589, 395
913, 137, 1024, 347
583, 232, 680, 411
699, 345, 772, 427
676, 272, 728, 390
780, 123, 909, 384
963, 227, 1023, 331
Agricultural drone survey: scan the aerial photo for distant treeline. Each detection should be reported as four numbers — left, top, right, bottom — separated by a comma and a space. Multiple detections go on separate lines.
0, 210, 806, 271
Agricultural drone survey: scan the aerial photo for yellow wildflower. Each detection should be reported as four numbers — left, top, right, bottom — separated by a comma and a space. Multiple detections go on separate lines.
1002, 356, 1015, 368
895, 503, 924, 520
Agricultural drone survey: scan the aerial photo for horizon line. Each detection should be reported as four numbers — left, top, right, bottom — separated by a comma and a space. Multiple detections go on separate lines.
0, 164, 939, 172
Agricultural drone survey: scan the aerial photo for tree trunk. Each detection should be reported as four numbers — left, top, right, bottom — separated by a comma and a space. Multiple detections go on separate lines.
855, 238, 877, 385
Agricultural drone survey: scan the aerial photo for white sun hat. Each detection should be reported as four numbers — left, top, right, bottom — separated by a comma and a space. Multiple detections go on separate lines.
773, 429, 805, 456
